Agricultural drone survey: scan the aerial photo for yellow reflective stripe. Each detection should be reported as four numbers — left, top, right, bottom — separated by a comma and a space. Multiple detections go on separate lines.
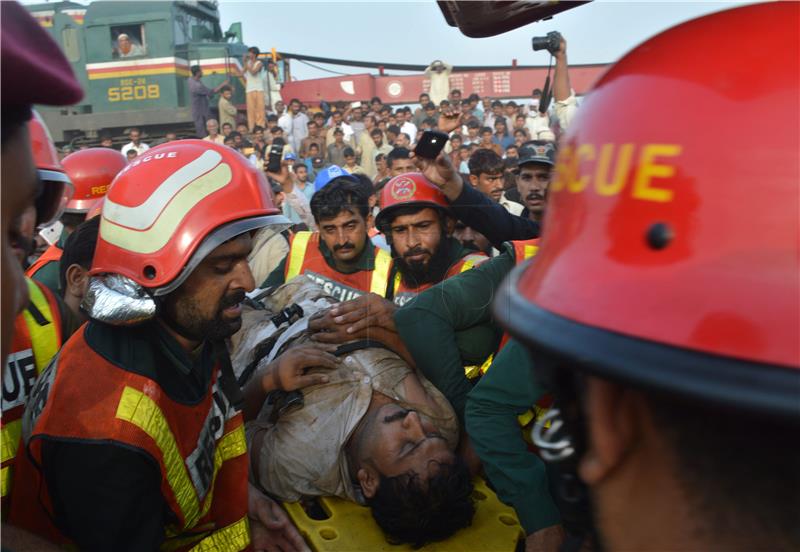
189, 516, 250, 552
116, 386, 200, 528
198, 425, 247, 518
522, 244, 539, 260
459, 254, 488, 273
22, 279, 59, 373
286, 231, 312, 281
464, 354, 493, 380
370, 248, 392, 296
1, 466, 10, 498
1, 420, 22, 464
517, 409, 535, 427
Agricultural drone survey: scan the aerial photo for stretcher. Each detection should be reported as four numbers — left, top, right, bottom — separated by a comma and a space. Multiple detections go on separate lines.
284, 477, 525, 551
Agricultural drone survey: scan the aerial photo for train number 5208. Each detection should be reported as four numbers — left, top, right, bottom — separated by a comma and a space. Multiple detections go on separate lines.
108, 84, 160, 102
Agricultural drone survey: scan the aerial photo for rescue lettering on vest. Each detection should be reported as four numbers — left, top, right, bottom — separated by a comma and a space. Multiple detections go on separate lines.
186, 381, 232, 501
22, 355, 59, 439
3, 350, 37, 412
304, 271, 366, 302
551, 143, 682, 202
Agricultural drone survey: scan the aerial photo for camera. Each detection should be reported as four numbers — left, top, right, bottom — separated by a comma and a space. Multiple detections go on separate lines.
532, 31, 562, 55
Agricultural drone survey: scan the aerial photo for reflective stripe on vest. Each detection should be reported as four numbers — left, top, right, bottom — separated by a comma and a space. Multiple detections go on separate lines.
25, 244, 63, 279
371, 248, 392, 296
1, 280, 61, 501
189, 516, 250, 551
285, 231, 312, 281
22, 279, 60, 373
115, 386, 247, 531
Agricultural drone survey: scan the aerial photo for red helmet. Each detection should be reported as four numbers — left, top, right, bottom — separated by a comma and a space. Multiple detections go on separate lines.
91, 140, 287, 295
375, 172, 450, 231
62, 148, 127, 214
497, 3, 799, 418
85, 197, 104, 221
28, 111, 73, 227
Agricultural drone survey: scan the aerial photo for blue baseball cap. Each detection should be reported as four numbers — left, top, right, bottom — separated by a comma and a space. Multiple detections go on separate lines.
284, 152, 297, 160
314, 165, 359, 192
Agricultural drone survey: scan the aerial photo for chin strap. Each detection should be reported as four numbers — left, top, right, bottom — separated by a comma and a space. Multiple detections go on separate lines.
212, 340, 245, 412
533, 407, 604, 552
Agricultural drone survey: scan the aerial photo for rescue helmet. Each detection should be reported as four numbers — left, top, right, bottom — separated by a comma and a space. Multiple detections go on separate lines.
28, 111, 73, 227
61, 147, 127, 214
89, 140, 288, 303
495, 2, 800, 419
375, 172, 451, 232
84, 197, 104, 221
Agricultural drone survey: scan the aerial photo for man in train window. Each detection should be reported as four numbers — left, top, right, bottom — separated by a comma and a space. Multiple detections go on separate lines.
115, 32, 145, 58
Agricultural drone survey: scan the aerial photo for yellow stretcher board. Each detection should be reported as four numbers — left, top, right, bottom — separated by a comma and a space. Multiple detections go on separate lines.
284, 477, 525, 551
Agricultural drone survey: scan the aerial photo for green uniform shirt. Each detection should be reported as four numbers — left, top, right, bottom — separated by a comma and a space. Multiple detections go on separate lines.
262, 235, 378, 289
31, 232, 68, 295
465, 339, 561, 534
394, 245, 515, 422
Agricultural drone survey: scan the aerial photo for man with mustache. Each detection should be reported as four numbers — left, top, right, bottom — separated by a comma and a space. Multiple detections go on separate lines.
263, 167, 393, 301
9, 141, 312, 551
514, 140, 555, 224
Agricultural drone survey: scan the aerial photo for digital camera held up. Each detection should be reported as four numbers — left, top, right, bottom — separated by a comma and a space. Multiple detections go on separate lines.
531, 31, 562, 55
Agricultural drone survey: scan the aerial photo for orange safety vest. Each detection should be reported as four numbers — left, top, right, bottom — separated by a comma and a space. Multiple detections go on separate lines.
392, 251, 489, 307
24, 244, 63, 279
284, 231, 393, 300
8, 327, 250, 551
1, 278, 62, 515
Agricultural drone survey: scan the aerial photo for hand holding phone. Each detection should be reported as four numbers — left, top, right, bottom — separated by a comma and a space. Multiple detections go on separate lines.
267, 144, 283, 173
414, 131, 449, 160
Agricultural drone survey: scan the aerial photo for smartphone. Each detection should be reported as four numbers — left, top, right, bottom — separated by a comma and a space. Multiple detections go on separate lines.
351, 101, 362, 108
38, 220, 63, 246
267, 144, 283, 173
414, 130, 449, 159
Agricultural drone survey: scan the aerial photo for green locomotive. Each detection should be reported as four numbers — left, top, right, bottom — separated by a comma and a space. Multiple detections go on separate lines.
25, 1, 273, 146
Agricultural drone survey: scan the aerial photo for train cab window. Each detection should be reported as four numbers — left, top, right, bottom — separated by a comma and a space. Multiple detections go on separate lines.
174, 12, 217, 44
62, 27, 80, 62
111, 25, 147, 59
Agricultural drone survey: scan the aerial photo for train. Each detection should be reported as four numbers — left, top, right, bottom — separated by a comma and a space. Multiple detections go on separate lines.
25, 1, 289, 147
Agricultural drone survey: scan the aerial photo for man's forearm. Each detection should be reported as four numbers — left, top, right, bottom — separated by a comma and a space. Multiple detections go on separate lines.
449, 184, 539, 248
553, 52, 571, 102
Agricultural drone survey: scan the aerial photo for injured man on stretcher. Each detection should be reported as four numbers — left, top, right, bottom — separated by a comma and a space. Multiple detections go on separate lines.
232, 278, 476, 546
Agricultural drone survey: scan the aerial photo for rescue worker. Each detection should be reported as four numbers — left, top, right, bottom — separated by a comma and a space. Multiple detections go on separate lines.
307, 173, 488, 366
2, 120, 77, 516
1, 7, 84, 549
264, 165, 393, 301
494, 4, 799, 551
376, 172, 488, 306
2, 276, 65, 515
27, 147, 126, 294
9, 141, 313, 551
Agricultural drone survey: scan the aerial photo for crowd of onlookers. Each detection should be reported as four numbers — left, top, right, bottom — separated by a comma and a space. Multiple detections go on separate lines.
73, 83, 575, 234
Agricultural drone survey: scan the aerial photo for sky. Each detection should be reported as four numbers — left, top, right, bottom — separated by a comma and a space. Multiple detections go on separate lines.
217, 1, 751, 81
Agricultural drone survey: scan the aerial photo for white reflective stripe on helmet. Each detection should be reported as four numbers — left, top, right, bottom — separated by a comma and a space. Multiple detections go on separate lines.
100, 161, 232, 255
103, 149, 222, 230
